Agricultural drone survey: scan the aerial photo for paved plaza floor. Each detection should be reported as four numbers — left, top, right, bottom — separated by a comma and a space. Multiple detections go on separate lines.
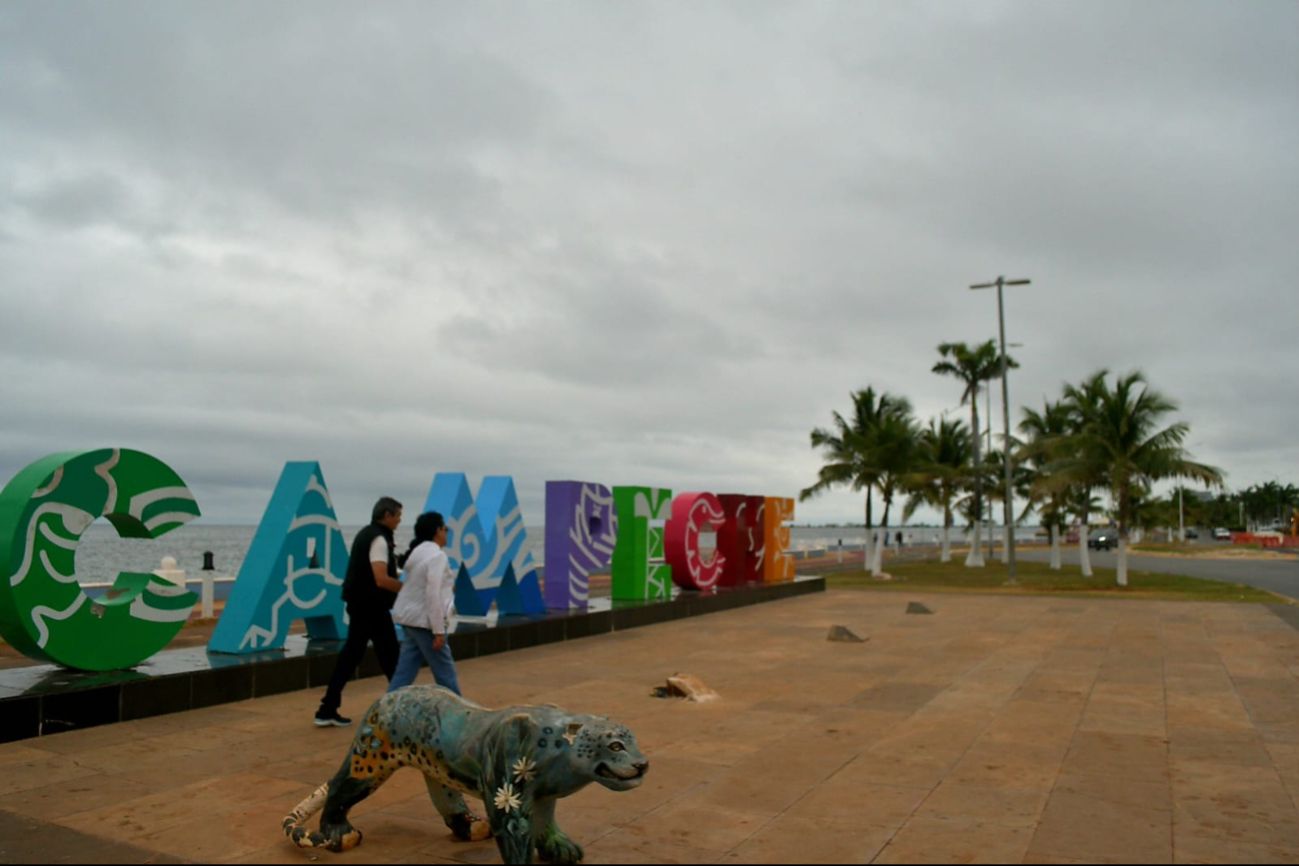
4, 589, 1299, 864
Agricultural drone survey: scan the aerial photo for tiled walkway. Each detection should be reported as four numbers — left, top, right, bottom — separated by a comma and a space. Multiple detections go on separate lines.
3, 590, 1299, 863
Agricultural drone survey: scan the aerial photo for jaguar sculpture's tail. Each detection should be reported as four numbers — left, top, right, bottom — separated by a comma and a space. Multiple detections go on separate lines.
282, 782, 362, 851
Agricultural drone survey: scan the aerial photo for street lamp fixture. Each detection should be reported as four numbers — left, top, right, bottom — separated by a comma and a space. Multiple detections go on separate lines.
971, 276, 1030, 583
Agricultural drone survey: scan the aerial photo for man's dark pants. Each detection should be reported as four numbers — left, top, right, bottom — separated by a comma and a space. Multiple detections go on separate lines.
318, 604, 400, 715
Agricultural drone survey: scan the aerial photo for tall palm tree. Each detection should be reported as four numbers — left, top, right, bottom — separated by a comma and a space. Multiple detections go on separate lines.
867, 400, 921, 573
800, 388, 912, 576
1019, 399, 1073, 569
903, 417, 972, 563
932, 340, 1016, 567
1050, 370, 1224, 586
1058, 370, 1111, 578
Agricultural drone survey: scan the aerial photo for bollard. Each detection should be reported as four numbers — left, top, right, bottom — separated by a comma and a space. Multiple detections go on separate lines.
202, 551, 216, 571
201, 571, 214, 619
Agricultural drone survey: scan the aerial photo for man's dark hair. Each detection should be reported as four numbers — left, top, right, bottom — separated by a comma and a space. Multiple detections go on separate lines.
372, 496, 403, 523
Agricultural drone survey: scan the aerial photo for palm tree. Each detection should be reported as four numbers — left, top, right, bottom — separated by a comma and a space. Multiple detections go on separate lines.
903, 417, 972, 563
1058, 370, 1111, 578
1049, 370, 1224, 586
867, 400, 921, 574
800, 388, 912, 576
1019, 399, 1073, 569
932, 340, 1016, 567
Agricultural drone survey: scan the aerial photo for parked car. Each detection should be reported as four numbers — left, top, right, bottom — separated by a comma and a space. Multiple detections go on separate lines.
1213, 527, 1232, 541
1088, 528, 1119, 551
1184, 527, 1199, 539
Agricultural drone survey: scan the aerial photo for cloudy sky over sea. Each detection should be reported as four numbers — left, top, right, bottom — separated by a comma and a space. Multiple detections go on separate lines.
2, 1, 1295, 527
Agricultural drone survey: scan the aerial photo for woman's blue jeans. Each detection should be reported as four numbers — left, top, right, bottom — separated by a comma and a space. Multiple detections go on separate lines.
387, 626, 462, 696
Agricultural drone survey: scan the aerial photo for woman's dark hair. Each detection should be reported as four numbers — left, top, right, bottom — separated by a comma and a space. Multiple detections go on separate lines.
398, 511, 446, 567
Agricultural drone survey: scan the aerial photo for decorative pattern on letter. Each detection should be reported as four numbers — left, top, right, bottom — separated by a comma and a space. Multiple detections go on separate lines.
611, 487, 673, 601
717, 494, 766, 587
763, 496, 796, 582
544, 481, 618, 609
208, 462, 347, 653
0, 449, 200, 671
422, 474, 537, 614
664, 492, 727, 592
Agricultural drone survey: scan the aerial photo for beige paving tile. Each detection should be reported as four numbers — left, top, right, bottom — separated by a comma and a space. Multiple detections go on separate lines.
0, 750, 100, 797
135, 799, 309, 862
1172, 762, 1299, 849
30, 720, 155, 755
0, 772, 154, 820
1172, 827, 1299, 864
1166, 695, 1253, 730
620, 802, 768, 853
1078, 698, 1168, 737
1061, 731, 1169, 783
945, 741, 1067, 792
227, 841, 342, 863
580, 826, 726, 864
718, 815, 892, 863
785, 778, 929, 829
867, 720, 985, 766
1028, 790, 1171, 863
0, 743, 60, 766
1169, 733, 1272, 767
876, 817, 1035, 864
910, 782, 1049, 828
1053, 771, 1170, 811
837, 750, 954, 789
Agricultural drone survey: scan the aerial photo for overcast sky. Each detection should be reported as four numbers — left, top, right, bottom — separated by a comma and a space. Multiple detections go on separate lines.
1, 1, 1295, 529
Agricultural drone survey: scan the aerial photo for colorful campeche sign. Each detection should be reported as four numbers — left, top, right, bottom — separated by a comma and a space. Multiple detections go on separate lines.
0, 449, 796, 671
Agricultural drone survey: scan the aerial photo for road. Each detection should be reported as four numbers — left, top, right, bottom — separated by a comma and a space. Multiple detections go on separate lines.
1016, 545, 1299, 601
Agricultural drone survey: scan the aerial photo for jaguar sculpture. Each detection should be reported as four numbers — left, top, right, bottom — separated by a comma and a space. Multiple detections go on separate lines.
282, 686, 648, 864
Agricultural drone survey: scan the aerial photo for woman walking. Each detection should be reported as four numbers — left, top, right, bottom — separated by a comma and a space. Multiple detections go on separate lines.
387, 511, 462, 695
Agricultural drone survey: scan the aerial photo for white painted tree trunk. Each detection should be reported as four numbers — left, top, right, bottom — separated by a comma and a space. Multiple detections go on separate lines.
941, 524, 952, 563
966, 518, 985, 567
1079, 530, 1093, 577
872, 530, 886, 574
1049, 524, 1061, 570
1117, 536, 1129, 586
999, 524, 1009, 563
862, 495, 874, 578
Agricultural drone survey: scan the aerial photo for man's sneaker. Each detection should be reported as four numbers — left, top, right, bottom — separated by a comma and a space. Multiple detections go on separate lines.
314, 710, 352, 727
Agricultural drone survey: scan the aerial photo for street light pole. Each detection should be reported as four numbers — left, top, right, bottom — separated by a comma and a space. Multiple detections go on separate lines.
971, 276, 1030, 584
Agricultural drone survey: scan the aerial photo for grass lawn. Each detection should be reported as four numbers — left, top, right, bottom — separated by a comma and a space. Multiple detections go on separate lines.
825, 557, 1286, 603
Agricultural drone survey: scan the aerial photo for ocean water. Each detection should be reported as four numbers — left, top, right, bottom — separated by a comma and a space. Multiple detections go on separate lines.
69, 521, 1043, 585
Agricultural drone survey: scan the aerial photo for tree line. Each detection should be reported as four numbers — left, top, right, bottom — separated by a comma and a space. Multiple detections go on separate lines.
800, 339, 1226, 587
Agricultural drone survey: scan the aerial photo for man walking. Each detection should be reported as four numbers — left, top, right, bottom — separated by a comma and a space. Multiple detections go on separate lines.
315, 496, 404, 726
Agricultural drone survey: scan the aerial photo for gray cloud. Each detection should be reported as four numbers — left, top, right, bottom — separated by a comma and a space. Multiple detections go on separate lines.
1, 0, 1295, 527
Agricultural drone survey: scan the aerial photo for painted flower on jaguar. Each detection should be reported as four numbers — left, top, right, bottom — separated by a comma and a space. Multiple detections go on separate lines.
512, 756, 537, 783
494, 782, 522, 814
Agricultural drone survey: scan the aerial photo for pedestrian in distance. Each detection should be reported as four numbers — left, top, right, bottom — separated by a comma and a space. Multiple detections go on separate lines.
314, 496, 404, 727
387, 511, 462, 696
